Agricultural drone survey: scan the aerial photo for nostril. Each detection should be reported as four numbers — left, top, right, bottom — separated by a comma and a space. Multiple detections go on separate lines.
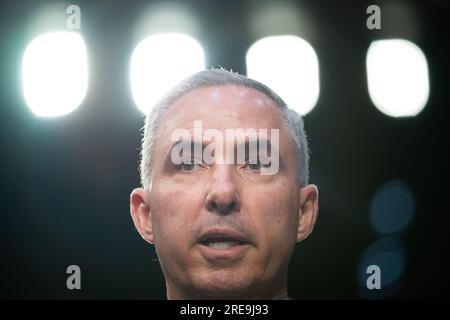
206, 197, 239, 215
218, 201, 236, 215
207, 201, 216, 212
205, 175, 241, 215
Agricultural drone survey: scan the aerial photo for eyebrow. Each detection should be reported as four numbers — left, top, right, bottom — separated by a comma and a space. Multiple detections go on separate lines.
236, 139, 282, 165
236, 138, 274, 153
169, 139, 209, 153
164, 137, 282, 164
164, 139, 208, 164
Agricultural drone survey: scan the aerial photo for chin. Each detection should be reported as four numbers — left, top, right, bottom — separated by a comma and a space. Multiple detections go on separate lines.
192, 268, 260, 299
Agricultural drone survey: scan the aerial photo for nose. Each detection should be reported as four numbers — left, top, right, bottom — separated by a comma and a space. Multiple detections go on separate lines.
205, 165, 241, 215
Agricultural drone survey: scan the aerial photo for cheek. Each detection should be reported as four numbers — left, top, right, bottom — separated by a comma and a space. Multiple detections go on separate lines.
246, 185, 299, 246
150, 183, 203, 246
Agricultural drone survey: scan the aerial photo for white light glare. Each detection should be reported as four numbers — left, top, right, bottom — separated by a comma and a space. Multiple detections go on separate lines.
130, 33, 205, 114
246, 35, 320, 115
366, 39, 429, 117
22, 32, 88, 117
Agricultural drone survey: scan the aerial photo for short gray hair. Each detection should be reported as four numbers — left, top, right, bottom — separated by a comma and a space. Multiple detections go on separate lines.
139, 68, 310, 189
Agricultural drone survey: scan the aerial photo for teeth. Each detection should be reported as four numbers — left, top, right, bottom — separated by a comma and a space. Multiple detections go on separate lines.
207, 241, 239, 249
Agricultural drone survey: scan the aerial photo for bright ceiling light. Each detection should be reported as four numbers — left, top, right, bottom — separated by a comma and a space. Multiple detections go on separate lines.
366, 39, 429, 117
130, 33, 205, 114
246, 35, 320, 115
22, 32, 88, 117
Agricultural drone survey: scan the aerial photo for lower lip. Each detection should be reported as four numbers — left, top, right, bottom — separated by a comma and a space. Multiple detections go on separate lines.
197, 242, 251, 261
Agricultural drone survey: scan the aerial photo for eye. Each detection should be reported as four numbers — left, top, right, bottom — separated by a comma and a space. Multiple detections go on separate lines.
176, 158, 203, 172
245, 158, 271, 171
248, 160, 261, 171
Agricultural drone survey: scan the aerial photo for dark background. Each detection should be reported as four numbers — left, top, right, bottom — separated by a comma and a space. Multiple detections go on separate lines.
0, 0, 449, 299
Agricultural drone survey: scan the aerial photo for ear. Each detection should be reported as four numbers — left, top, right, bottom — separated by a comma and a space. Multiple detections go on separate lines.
297, 184, 319, 242
130, 188, 154, 244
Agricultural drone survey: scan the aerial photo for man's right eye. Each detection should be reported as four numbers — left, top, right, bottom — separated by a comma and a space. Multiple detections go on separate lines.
176, 159, 202, 172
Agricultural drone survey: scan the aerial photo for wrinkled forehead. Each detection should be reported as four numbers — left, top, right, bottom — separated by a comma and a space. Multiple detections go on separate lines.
158, 85, 286, 138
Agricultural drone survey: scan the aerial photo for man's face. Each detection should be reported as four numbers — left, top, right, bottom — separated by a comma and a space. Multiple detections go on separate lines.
131, 85, 318, 299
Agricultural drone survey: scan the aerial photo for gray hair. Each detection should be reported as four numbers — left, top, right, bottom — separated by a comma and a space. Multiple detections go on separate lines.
139, 68, 310, 189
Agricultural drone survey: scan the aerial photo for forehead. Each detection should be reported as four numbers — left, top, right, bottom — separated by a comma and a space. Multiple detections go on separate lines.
159, 85, 285, 134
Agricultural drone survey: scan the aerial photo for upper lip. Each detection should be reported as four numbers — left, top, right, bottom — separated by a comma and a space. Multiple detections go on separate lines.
197, 228, 251, 245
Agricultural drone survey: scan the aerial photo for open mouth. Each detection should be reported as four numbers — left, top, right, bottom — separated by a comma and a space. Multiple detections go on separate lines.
197, 228, 250, 251
200, 237, 247, 249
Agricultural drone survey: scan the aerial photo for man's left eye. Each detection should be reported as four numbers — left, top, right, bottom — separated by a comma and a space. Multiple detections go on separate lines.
180, 162, 197, 171
245, 158, 271, 171
248, 161, 261, 171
